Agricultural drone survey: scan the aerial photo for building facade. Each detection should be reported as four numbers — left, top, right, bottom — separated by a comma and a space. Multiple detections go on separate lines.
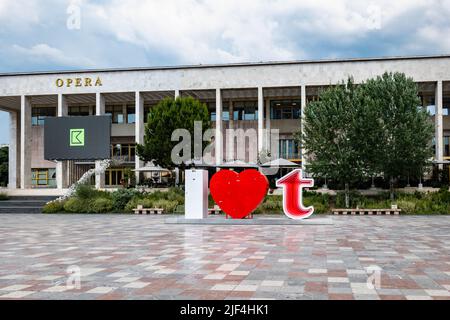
0, 55, 449, 190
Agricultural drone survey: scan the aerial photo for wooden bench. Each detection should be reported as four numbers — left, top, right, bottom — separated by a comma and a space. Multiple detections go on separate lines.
133, 205, 164, 215
208, 205, 222, 215
332, 208, 401, 215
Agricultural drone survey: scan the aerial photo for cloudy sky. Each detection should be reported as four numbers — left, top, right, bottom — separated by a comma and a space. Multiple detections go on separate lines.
1, 0, 450, 143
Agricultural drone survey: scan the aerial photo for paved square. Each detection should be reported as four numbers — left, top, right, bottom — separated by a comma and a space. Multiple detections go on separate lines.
0, 214, 449, 300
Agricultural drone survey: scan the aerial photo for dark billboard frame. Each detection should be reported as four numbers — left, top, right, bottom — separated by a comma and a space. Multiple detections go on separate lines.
44, 115, 112, 161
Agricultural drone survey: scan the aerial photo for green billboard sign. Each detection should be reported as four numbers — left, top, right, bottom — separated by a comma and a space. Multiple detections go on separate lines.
70, 128, 85, 146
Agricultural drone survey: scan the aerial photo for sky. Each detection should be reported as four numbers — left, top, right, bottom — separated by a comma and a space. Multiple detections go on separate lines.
1, 0, 450, 143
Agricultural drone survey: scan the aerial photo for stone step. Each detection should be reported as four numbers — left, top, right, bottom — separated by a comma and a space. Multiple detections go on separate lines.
6, 196, 57, 201
0, 200, 50, 207
0, 196, 56, 213
0, 207, 43, 214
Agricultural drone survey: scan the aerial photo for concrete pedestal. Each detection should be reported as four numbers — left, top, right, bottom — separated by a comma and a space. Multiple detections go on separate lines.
185, 169, 208, 219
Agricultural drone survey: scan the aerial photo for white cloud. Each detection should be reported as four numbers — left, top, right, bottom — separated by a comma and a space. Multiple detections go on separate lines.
11, 43, 94, 67
79, 0, 450, 64
85, 0, 303, 63
1, 0, 450, 68
0, 0, 41, 29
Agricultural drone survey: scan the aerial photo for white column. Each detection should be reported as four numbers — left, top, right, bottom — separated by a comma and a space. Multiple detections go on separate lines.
95, 92, 106, 189
20, 96, 31, 189
435, 80, 443, 163
228, 100, 234, 161
301, 85, 307, 171
135, 91, 144, 185
122, 103, 127, 123
96, 92, 105, 115
57, 94, 68, 115
264, 98, 271, 151
56, 94, 68, 189
174, 88, 180, 181
174, 84, 180, 184
215, 88, 223, 166
257, 87, 264, 153
8, 111, 19, 189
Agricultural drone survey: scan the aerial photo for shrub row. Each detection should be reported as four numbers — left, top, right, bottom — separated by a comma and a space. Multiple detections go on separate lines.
43, 185, 184, 214
43, 184, 450, 214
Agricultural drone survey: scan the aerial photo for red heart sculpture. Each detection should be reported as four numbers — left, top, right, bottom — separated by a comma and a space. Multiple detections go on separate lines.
210, 169, 269, 219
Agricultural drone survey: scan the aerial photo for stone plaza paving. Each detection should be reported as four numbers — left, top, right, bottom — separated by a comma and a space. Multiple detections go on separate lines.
0, 214, 449, 300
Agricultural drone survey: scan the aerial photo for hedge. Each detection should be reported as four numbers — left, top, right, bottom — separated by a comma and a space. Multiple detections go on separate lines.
43, 184, 450, 214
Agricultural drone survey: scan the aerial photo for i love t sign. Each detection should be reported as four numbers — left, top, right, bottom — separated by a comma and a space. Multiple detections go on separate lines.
210, 168, 314, 220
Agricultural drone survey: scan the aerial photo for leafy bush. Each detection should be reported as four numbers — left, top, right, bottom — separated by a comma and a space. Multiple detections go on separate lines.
396, 200, 416, 214
166, 187, 184, 203
153, 199, 178, 213
0, 192, 9, 200
111, 189, 141, 212
124, 197, 154, 212
75, 184, 108, 200
327, 188, 450, 214
64, 197, 90, 213
42, 201, 65, 213
91, 198, 113, 213
123, 188, 184, 213
311, 203, 328, 214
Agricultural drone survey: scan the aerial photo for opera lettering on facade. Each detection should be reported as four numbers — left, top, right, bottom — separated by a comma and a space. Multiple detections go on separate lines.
55, 77, 103, 88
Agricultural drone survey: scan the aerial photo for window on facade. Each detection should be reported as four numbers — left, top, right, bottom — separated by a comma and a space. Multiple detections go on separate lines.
208, 106, 229, 121
233, 101, 258, 120
110, 144, 136, 162
270, 100, 301, 120
127, 105, 135, 123
105, 168, 125, 186
31, 168, 56, 186
421, 96, 436, 115
278, 139, 300, 159
445, 137, 450, 157
222, 110, 230, 121
32, 107, 56, 126
306, 96, 319, 104
444, 98, 450, 116
432, 137, 436, 155
68, 106, 90, 116
202, 102, 215, 121
105, 105, 124, 124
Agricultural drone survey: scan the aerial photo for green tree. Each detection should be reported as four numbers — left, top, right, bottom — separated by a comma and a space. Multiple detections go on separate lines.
298, 72, 434, 206
362, 72, 434, 199
298, 78, 366, 207
0, 146, 8, 187
136, 97, 211, 172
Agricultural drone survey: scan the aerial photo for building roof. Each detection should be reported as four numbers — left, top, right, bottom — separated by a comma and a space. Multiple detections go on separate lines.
1, 54, 449, 77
